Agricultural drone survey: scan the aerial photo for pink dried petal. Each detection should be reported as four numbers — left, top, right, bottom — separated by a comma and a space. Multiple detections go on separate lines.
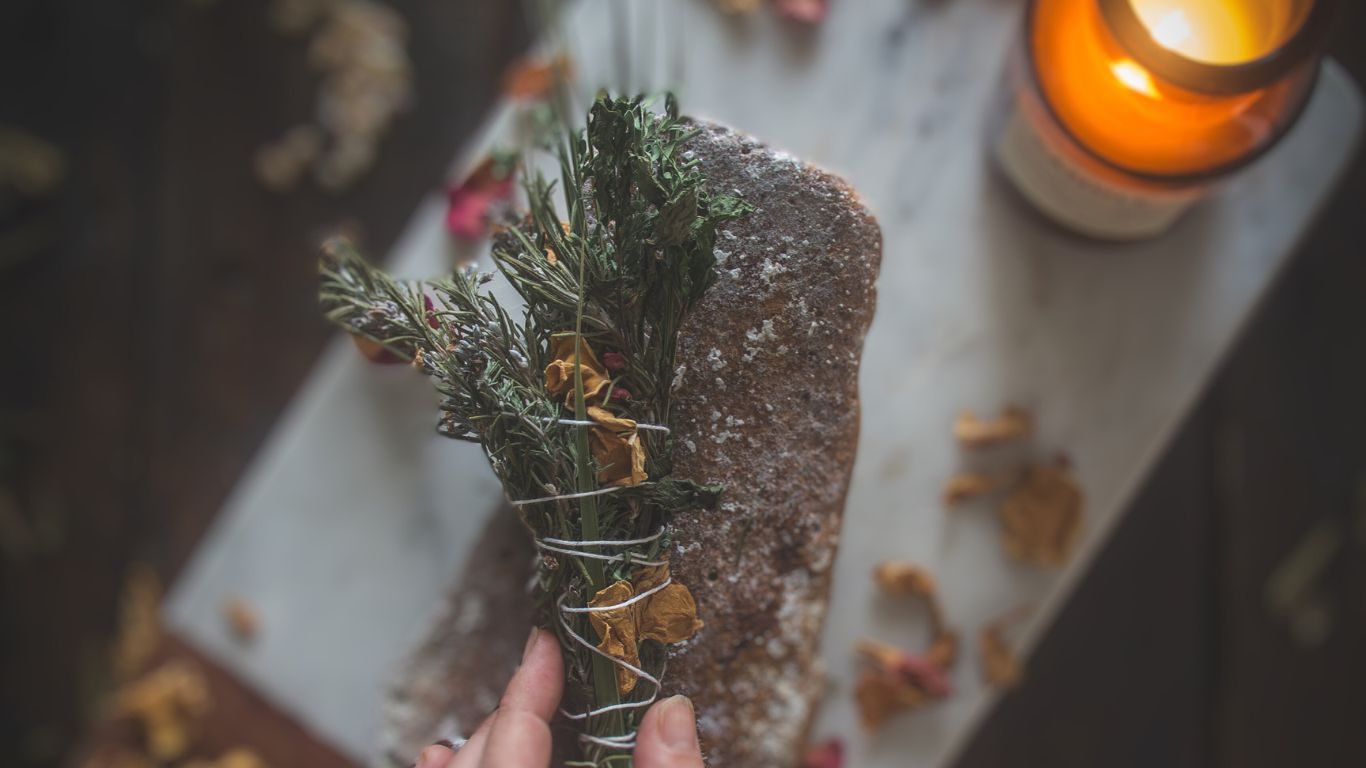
891, 650, 952, 698
611, 386, 633, 402
773, 0, 828, 24
802, 738, 844, 768
445, 159, 516, 242
602, 351, 627, 372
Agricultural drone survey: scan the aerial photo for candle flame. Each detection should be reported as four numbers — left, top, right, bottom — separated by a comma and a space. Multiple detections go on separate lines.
1150, 9, 1194, 52
1111, 59, 1160, 98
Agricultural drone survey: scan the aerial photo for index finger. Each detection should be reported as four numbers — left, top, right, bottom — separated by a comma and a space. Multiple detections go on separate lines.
477, 628, 564, 767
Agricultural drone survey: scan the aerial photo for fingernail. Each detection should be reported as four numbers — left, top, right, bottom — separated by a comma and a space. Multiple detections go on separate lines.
413, 743, 455, 768
657, 695, 698, 750
523, 627, 540, 661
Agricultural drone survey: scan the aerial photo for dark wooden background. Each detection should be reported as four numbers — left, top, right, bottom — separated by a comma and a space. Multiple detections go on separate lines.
1, 2, 1362, 766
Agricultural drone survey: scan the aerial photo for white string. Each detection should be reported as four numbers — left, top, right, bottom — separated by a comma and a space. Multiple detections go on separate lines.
509, 485, 625, 507
500, 412, 671, 433
542, 531, 663, 547
536, 541, 667, 566
560, 576, 672, 614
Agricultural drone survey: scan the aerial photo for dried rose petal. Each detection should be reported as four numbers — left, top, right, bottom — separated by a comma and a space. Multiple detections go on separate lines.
773, 0, 828, 24
801, 738, 844, 768
980, 621, 1022, 688
1000, 461, 1083, 567
602, 351, 627, 372
501, 53, 574, 101
943, 471, 1000, 505
611, 386, 633, 402
423, 294, 440, 330
445, 156, 516, 242
953, 405, 1033, 449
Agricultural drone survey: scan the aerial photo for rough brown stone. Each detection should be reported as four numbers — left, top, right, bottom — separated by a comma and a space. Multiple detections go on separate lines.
380, 121, 881, 767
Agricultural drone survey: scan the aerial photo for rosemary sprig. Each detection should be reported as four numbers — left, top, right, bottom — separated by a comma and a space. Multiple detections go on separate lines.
320, 93, 749, 765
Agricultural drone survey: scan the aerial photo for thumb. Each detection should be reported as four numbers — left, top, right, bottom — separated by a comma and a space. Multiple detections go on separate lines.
634, 695, 705, 768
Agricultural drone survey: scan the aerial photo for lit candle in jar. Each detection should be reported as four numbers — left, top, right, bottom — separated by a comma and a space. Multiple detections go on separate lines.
995, 0, 1335, 240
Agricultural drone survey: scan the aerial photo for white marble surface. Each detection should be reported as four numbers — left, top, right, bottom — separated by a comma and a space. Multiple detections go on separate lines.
166, 1, 1363, 764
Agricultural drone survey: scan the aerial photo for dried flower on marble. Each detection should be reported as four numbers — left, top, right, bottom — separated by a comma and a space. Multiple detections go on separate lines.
115, 661, 211, 762
589, 562, 703, 694
1000, 460, 1083, 567
223, 598, 259, 643
801, 738, 844, 768
858, 563, 957, 730
943, 471, 1001, 505
954, 405, 1033, 449
873, 561, 947, 632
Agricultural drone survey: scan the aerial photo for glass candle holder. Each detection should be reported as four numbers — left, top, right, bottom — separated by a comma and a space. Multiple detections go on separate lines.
995, 0, 1336, 240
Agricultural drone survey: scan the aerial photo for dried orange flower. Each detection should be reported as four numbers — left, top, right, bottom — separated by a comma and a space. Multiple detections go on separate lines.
1000, 461, 1083, 567
979, 621, 1022, 688
501, 53, 574, 100
116, 660, 211, 762
943, 471, 1000, 505
223, 598, 259, 643
544, 335, 611, 408
954, 406, 1032, 449
588, 562, 703, 694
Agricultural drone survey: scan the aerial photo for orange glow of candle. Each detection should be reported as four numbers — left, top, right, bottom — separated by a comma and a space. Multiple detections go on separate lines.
1028, 0, 1319, 177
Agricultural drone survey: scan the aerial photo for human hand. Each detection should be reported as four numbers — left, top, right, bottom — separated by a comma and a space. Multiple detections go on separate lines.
414, 628, 705, 768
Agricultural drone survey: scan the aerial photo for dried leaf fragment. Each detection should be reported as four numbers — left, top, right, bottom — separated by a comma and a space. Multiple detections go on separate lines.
943, 471, 1000, 505
588, 563, 703, 693
954, 406, 1032, 449
1000, 461, 1083, 567
872, 561, 946, 631
979, 622, 1022, 688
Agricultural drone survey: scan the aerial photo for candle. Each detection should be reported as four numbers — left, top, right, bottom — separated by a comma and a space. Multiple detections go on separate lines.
994, 0, 1332, 239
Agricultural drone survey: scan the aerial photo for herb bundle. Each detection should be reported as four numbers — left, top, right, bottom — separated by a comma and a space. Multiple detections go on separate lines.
319, 94, 750, 765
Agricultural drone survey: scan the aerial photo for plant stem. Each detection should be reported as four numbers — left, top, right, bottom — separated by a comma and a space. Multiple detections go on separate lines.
573, 251, 628, 760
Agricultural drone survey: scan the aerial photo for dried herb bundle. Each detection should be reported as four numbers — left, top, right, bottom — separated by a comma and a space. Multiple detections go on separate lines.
319, 93, 749, 766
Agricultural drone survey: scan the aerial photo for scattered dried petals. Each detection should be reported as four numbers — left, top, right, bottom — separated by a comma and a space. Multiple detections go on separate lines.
801, 738, 844, 768
588, 562, 703, 693
115, 661, 211, 762
857, 639, 951, 698
854, 669, 928, 731
223, 598, 259, 643
979, 622, 1022, 688
954, 406, 1033, 449
773, 0, 829, 24
872, 561, 936, 599
943, 471, 1000, 505
501, 53, 574, 100
1000, 461, 1083, 567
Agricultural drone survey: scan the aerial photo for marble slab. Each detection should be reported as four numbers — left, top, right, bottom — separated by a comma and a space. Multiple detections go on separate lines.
166, 0, 1363, 765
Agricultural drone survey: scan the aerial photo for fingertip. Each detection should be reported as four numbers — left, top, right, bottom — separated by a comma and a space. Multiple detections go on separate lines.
635, 695, 704, 768
413, 743, 455, 768
499, 628, 565, 722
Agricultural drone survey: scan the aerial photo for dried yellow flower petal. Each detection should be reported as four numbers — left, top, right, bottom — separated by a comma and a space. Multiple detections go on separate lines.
588, 563, 703, 694
1000, 461, 1083, 567
544, 335, 610, 408
954, 406, 1032, 449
